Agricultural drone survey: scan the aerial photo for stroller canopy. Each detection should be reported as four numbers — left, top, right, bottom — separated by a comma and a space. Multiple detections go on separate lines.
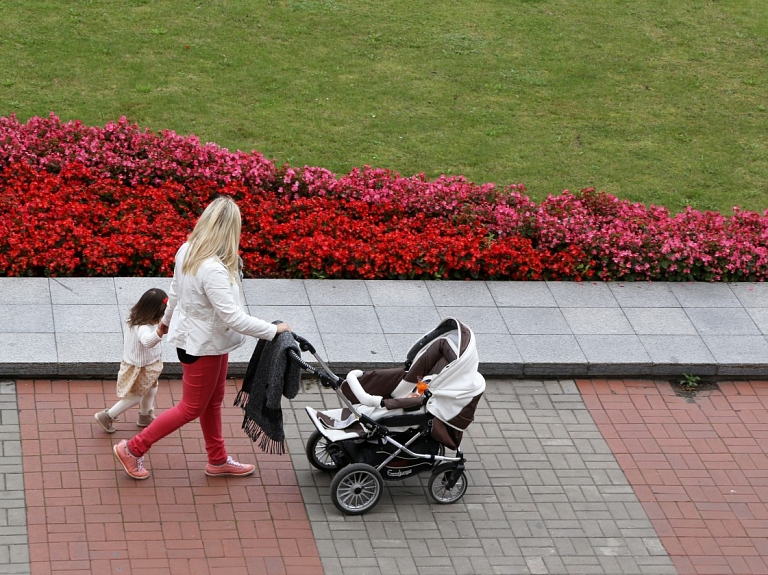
406, 318, 485, 437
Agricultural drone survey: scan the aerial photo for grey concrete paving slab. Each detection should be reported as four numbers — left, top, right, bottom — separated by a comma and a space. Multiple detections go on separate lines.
561, 308, 633, 335
487, 281, 558, 307
546, 282, 618, 308
426, 281, 496, 307
117, 304, 132, 326
473, 334, 524, 376
639, 334, 718, 365
512, 335, 587, 365
55, 332, 123, 376
576, 335, 653, 374
0, 305, 54, 333
375, 306, 442, 334
499, 307, 571, 335
0, 333, 57, 364
52, 304, 123, 333
365, 280, 433, 307
669, 281, 742, 307
321, 332, 394, 365
114, 276, 171, 306
608, 282, 681, 307
436, 306, 508, 334
5, 279, 768, 377
49, 277, 117, 305
685, 307, 761, 335
242, 278, 310, 306
0, 278, 50, 305
313, 305, 382, 334
305, 280, 372, 305
730, 282, 768, 307
247, 304, 319, 334
702, 335, 768, 364
623, 307, 698, 335
745, 308, 768, 335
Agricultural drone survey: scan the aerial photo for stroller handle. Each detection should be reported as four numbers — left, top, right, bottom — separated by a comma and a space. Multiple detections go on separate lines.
287, 349, 338, 387
286, 332, 342, 388
291, 333, 316, 354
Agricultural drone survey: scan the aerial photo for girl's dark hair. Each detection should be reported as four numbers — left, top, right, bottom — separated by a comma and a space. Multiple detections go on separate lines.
128, 288, 168, 327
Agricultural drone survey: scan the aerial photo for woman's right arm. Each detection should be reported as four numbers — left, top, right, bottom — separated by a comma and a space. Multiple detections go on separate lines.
203, 263, 287, 340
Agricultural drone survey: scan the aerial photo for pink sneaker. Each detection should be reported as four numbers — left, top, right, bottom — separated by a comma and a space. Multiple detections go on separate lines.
113, 439, 149, 480
205, 456, 255, 477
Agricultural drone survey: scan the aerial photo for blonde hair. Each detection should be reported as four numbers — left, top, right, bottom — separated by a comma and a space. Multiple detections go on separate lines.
182, 196, 242, 282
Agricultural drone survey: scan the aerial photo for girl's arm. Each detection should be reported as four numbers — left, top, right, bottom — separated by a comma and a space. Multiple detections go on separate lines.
137, 324, 163, 348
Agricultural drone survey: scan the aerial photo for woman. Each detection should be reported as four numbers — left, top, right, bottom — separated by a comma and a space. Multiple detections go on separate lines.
113, 196, 291, 480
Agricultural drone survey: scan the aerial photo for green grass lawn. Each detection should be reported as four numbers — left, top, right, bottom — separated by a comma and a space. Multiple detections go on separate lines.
1, 0, 766, 213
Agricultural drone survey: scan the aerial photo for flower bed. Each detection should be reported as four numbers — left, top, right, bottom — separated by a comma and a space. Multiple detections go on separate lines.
2, 114, 767, 281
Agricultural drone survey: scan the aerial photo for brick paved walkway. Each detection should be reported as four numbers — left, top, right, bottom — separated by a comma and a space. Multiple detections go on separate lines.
16, 378, 322, 575
579, 379, 768, 575
7, 377, 768, 574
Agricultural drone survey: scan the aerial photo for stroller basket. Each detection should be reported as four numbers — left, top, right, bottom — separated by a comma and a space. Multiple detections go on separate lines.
287, 317, 485, 515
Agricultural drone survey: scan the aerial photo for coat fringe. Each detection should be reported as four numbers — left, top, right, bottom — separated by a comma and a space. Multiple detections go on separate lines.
241, 417, 286, 455
234, 389, 249, 409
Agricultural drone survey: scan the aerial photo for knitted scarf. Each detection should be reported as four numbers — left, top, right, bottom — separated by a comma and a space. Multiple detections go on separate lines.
234, 330, 302, 455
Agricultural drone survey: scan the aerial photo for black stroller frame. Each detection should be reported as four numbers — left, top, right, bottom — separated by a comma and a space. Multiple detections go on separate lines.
287, 320, 481, 516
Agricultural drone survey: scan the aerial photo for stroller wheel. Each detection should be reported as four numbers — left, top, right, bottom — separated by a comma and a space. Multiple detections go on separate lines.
330, 463, 383, 515
427, 464, 468, 504
306, 430, 339, 472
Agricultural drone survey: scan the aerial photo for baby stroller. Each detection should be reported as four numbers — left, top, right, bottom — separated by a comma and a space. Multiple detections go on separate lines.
288, 317, 486, 515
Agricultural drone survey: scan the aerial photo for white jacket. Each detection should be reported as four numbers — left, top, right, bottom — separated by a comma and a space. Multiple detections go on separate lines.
123, 323, 163, 367
162, 243, 277, 356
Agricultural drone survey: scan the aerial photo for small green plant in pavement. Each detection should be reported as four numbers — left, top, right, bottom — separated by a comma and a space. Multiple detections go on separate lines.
679, 373, 701, 390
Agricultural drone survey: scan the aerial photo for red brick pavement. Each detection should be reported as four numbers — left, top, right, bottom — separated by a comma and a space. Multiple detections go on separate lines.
21, 376, 768, 575
580, 379, 768, 575
16, 378, 322, 575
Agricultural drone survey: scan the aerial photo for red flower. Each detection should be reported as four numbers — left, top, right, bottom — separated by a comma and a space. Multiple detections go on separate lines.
2, 115, 767, 281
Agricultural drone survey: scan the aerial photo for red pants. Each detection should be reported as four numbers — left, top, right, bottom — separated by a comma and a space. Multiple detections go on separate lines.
128, 354, 229, 465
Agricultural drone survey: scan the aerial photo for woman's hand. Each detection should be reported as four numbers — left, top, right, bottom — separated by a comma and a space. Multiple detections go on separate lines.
275, 322, 291, 333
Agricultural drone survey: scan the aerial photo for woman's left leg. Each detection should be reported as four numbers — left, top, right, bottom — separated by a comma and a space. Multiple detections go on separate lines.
198, 353, 228, 465
198, 353, 255, 477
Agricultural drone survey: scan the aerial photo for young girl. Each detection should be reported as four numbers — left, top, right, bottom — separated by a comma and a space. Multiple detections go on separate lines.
95, 288, 168, 433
